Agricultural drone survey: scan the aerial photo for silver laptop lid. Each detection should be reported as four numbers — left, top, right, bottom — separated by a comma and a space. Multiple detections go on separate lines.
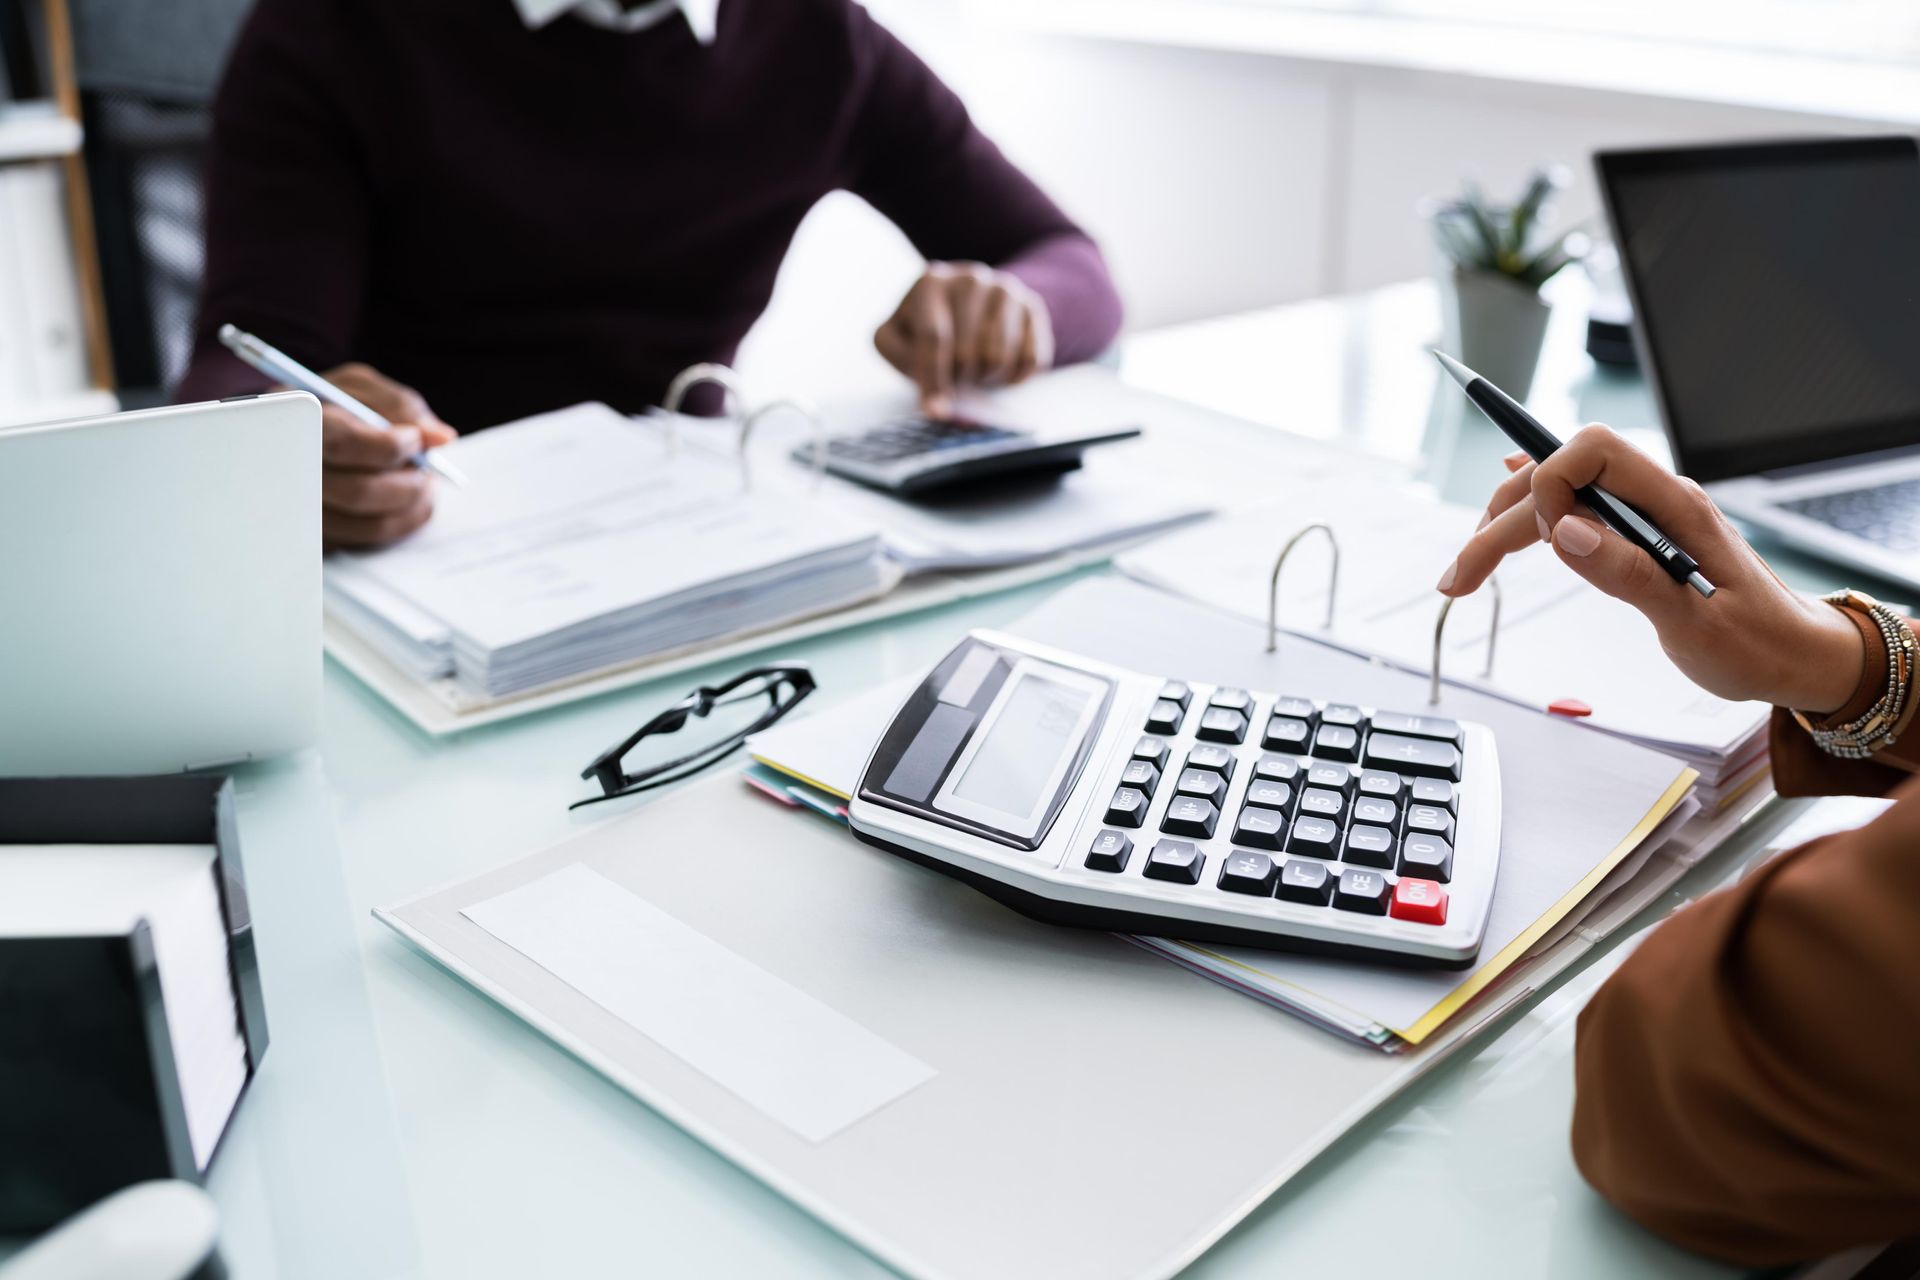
0, 393, 321, 774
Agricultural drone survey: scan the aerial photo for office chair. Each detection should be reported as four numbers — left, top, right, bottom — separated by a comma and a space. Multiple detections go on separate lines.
68, 0, 250, 406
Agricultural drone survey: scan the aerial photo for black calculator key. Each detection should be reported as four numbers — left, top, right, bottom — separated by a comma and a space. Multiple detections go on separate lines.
1287, 815, 1340, 858
1174, 768, 1226, 804
1411, 778, 1456, 812
1334, 868, 1391, 914
1243, 779, 1294, 811
1298, 786, 1345, 821
1400, 834, 1454, 882
1197, 707, 1249, 744
1322, 703, 1365, 728
1218, 850, 1279, 895
1132, 735, 1170, 769
1161, 796, 1220, 839
1253, 755, 1301, 783
1352, 796, 1398, 828
1106, 787, 1149, 828
1271, 696, 1318, 723
1363, 733, 1463, 781
1344, 824, 1396, 868
1358, 770, 1403, 799
1186, 745, 1236, 779
1086, 830, 1133, 872
1407, 805, 1455, 841
1263, 716, 1312, 752
1145, 700, 1186, 735
1159, 680, 1192, 709
1121, 760, 1161, 794
1208, 687, 1253, 713
1369, 711, 1463, 746
1145, 839, 1205, 885
1232, 806, 1287, 850
1306, 762, 1352, 795
1277, 859, 1334, 905
1311, 724, 1360, 762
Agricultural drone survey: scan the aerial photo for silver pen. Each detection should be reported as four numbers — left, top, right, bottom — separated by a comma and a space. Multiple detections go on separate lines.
218, 323, 469, 487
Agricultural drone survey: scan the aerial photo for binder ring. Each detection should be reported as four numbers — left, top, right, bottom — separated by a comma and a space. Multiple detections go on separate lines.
1429, 574, 1502, 706
742, 397, 828, 491
662, 363, 747, 459
1266, 523, 1340, 653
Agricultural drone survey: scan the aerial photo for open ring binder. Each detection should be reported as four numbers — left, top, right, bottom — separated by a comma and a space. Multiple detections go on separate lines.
744, 398, 828, 489
1429, 575, 1501, 706
662, 365, 827, 492
661, 363, 745, 459
1265, 523, 1339, 653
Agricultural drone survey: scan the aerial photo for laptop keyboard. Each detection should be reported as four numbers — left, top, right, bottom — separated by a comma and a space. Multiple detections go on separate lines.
1780, 479, 1920, 552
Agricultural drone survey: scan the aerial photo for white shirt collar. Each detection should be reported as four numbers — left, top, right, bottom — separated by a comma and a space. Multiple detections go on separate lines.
512, 0, 717, 43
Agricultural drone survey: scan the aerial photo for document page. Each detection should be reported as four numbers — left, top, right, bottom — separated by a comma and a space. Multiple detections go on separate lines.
333, 404, 884, 653
1119, 487, 1767, 758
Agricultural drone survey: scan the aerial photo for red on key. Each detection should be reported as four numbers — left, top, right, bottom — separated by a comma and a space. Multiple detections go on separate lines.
1390, 878, 1449, 925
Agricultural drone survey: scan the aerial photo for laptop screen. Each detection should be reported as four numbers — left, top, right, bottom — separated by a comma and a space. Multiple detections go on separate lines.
1597, 137, 1920, 483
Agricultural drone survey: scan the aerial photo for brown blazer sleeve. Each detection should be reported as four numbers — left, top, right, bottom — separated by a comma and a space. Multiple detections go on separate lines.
1769, 605, 1920, 797
1572, 613, 1920, 1264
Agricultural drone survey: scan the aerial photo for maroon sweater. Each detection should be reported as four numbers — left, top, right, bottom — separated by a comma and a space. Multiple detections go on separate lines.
177, 0, 1123, 428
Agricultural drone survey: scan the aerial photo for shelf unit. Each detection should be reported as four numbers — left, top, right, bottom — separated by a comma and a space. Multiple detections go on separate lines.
0, 0, 115, 418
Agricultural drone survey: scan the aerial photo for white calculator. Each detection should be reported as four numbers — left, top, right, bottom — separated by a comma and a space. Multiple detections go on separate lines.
849, 631, 1503, 967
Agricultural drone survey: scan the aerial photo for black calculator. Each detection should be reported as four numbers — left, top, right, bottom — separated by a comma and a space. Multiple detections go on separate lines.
848, 631, 1502, 967
794, 416, 1141, 495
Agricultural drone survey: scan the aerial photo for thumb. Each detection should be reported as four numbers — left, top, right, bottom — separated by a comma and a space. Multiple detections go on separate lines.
1550, 515, 1684, 628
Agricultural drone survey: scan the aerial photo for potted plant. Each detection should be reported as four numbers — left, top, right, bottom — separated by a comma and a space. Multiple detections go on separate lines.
1426, 167, 1590, 402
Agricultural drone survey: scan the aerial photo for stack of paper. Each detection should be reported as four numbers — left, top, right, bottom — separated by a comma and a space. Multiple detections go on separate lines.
744, 576, 1743, 1053
1116, 486, 1771, 806
325, 404, 896, 698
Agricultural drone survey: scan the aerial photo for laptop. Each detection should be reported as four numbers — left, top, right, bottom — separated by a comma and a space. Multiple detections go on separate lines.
0, 393, 322, 775
1596, 136, 1920, 592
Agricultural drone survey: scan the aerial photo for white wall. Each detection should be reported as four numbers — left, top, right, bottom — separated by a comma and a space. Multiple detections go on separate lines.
735, 3, 1908, 399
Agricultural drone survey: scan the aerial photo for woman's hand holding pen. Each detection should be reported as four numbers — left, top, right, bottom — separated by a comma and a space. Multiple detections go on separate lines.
1436, 424, 1865, 715
311, 363, 457, 549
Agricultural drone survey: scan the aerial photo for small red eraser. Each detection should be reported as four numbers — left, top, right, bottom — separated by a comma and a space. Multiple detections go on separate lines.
1548, 698, 1593, 718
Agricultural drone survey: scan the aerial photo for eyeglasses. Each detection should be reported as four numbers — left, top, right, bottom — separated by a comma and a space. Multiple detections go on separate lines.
573, 665, 816, 809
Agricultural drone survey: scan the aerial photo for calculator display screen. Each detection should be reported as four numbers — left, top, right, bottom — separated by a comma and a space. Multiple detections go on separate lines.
949, 674, 1093, 820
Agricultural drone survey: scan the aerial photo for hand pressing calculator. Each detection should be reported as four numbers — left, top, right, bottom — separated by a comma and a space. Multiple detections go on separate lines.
794, 416, 1140, 495
849, 632, 1502, 967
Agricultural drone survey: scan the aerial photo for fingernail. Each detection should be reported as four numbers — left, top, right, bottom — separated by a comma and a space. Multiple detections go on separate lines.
1536, 512, 1552, 543
1435, 560, 1457, 593
395, 427, 422, 454
1557, 516, 1602, 556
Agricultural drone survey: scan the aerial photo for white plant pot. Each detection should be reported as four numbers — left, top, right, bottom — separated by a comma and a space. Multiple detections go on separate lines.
1439, 268, 1551, 402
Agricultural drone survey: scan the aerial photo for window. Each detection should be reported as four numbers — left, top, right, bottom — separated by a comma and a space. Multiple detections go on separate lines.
1243, 0, 1920, 65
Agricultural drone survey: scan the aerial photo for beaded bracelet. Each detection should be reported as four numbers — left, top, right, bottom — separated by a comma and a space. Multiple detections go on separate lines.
1792, 590, 1916, 760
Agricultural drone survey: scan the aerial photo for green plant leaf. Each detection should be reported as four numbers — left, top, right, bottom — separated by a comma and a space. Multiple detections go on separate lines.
1508, 169, 1555, 256
1465, 208, 1505, 269
1516, 227, 1591, 287
1430, 212, 1489, 270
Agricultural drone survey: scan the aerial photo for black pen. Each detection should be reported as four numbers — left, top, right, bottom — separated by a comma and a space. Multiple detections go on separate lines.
1433, 351, 1715, 599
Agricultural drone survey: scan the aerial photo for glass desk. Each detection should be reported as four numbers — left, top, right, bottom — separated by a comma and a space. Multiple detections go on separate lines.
12, 279, 1877, 1279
